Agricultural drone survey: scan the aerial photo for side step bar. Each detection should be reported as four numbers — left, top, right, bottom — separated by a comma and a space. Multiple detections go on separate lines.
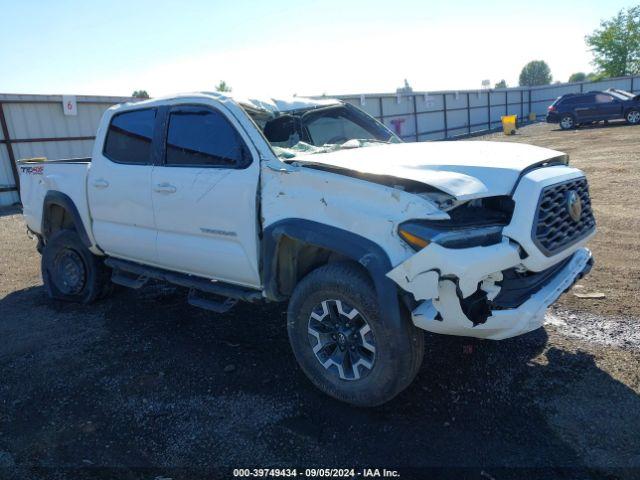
187, 289, 238, 313
105, 258, 263, 312
111, 271, 149, 289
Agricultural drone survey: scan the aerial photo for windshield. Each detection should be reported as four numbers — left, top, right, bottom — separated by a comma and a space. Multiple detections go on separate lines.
245, 103, 400, 159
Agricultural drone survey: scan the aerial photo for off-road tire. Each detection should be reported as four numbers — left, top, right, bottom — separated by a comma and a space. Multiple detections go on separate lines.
287, 262, 424, 407
42, 229, 113, 303
559, 114, 575, 130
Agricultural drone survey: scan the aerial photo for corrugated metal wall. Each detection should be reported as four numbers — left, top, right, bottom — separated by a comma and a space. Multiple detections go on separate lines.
0, 94, 131, 206
0, 112, 14, 206
329, 74, 640, 142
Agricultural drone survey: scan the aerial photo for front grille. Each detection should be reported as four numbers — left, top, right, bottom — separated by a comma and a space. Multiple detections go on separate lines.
533, 177, 595, 256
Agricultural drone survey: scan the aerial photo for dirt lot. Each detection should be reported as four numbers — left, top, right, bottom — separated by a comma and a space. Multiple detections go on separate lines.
1, 122, 639, 479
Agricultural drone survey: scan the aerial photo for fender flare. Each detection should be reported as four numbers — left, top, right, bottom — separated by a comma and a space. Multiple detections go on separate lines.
624, 106, 639, 116
42, 191, 92, 248
262, 218, 402, 329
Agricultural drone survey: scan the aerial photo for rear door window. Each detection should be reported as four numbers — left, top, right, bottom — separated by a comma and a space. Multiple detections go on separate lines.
103, 108, 157, 164
165, 107, 247, 168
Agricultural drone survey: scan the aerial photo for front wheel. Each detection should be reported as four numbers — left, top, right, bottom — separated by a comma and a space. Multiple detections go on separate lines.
287, 262, 424, 407
626, 109, 640, 125
559, 114, 575, 130
42, 229, 113, 303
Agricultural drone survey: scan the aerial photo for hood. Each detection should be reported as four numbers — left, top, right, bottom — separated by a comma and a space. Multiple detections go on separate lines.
292, 141, 566, 200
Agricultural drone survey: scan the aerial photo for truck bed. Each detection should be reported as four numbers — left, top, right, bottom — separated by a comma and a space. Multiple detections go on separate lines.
18, 157, 93, 243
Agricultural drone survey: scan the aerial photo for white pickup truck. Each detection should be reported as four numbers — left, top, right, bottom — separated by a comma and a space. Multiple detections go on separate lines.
19, 93, 595, 406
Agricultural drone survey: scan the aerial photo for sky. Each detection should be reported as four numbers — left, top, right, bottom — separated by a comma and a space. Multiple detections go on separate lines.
1, 0, 638, 98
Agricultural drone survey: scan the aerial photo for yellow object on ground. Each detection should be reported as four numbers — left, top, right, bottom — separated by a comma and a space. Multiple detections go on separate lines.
501, 115, 517, 135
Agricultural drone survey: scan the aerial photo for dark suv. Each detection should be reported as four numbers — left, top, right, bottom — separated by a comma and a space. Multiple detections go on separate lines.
546, 88, 640, 130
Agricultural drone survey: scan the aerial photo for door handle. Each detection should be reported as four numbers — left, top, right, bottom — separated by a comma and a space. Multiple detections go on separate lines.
154, 183, 177, 194
92, 179, 109, 189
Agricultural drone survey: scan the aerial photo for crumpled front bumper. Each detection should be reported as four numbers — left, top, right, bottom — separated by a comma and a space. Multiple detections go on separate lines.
387, 241, 593, 340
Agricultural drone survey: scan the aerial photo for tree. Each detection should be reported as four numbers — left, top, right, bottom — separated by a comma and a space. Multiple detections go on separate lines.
494, 79, 507, 88
215, 80, 232, 92
586, 72, 605, 82
132, 90, 149, 99
519, 60, 552, 86
568, 72, 586, 82
586, 6, 640, 77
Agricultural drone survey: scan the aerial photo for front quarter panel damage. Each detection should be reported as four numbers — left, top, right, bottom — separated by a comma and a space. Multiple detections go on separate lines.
261, 163, 449, 266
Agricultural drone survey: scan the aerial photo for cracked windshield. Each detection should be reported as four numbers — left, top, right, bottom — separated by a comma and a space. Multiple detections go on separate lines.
246, 104, 400, 159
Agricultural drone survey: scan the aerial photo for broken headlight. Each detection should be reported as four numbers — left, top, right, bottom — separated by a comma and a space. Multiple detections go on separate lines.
398, 196, 514, 251
398, 222, 504, 250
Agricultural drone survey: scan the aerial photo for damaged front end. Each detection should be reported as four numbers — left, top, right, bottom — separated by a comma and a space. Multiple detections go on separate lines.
387, 185, 595, 340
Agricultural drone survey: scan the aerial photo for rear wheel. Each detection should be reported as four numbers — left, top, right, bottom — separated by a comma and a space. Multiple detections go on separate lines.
626, 109, 640, 125
559, 114, 575, 130
42, 229, 112, 303
287, 262, 424, 407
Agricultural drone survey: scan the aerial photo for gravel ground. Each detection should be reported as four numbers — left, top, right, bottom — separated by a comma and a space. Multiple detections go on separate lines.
1, 122, 640, 479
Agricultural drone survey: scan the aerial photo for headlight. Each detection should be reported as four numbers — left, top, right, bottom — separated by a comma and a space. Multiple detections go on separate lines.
398, 221, 504, 251
398, 196, 513, 251
398, 227, 431, 250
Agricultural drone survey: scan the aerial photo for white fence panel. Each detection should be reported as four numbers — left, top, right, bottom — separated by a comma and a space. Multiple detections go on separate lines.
0, 94, 131, 206
327, 74, 640, 142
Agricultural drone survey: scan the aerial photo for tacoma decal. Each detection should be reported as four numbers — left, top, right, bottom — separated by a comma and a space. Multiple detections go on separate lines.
20, 166, 44, 175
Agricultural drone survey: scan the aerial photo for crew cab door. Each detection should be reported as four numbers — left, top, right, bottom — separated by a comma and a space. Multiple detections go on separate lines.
88, 107, 158, 263
150, 104, 261, 287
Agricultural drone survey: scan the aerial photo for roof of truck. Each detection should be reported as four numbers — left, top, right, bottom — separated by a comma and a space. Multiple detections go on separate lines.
202, 92, 342, 113
118, 92, 342, 115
